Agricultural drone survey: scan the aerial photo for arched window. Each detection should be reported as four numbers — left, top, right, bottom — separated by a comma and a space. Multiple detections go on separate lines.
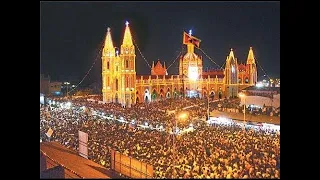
126, 77, 129, 88
116, 79, 118, 91
245, 77, 249, 83
107, 62, 110, 69
126, 59, 129, 68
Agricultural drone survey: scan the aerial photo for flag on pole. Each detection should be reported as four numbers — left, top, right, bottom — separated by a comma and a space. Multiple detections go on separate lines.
46, 128, 53, 138
183, 31, 201, 48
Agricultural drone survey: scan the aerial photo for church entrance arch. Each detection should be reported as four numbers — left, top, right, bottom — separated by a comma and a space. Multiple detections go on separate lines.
166, 92, 170, 98
144, 89, 151, 103
152, 89, 157, 101
210, 91, 215, 100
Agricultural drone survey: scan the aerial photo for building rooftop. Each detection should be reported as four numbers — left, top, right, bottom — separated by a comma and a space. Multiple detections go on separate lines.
40, 142, 122, 178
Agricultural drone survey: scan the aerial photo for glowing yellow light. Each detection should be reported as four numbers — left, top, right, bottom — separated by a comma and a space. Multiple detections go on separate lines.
188, 66, 198, 81
179, 113, 188, 120
238, 92, 245, 98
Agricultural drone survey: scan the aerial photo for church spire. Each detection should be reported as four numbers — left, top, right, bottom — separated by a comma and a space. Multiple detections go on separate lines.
229, 48, 235, 60
246, 47, 256, 64
103, 27, 115, 56
122, 21, 133, 46
104, 27, 114, 49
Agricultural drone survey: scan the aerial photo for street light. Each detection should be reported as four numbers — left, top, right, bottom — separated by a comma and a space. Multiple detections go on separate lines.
238, 92, 246, 123
172, 112, 188, 178
64, 82, 70, 97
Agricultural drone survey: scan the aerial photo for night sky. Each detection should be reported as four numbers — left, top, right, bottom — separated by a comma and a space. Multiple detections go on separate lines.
40, 2, 280, 85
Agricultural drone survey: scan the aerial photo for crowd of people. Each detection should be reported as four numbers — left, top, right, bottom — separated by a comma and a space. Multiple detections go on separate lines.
40, 96, 280, 178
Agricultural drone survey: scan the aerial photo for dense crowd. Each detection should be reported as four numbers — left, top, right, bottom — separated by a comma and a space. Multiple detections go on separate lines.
40, 96, 280, 178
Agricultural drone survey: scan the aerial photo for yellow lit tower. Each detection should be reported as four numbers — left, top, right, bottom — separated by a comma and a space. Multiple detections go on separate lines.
119, 21, 136, 108
180, 30, 203, 96
102, 27, 116, 103
224, 48, 239, 98
246, 47, 257, 85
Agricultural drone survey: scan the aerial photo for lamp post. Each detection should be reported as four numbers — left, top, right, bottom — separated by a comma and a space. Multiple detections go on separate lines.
172, 112, 188, 178
64, 82, 70, 98
207, 96, 210, 120
238, 93, 246, 123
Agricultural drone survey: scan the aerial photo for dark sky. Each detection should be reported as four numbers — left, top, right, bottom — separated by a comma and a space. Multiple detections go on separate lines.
40, 1, 280, 84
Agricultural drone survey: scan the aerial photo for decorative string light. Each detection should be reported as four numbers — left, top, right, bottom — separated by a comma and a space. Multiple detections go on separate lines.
132, 37, 152, 68
196, 47, 221, 68
255, 57, 271, 80
68, 35, 105, 94
166, 51, 182, 70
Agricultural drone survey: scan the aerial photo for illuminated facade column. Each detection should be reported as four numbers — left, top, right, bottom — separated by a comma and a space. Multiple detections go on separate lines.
246, 47, 257, 85
119, 21, 136, 108
102, 27, 116, 103
224, 48, 239, 98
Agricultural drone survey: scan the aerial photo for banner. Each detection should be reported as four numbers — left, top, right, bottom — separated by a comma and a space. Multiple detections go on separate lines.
183, 31, 201, 48
78, 131, 88, 159
46, 128, 53, 138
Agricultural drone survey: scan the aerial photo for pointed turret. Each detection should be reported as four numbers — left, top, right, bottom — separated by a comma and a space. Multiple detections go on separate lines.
122, 21, 133, 46
163, 62, 166, 69
229, 48, 235, 60
152, 61, 155, 68
103, 27, 115, 56
246, 47, 256, 64
246, 47, 257, 85
224, 48, 239, 98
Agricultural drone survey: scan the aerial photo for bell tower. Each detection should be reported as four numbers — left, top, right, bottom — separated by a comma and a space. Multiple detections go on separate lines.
224, 48, 239, 98
119, 21, 136, 108
102, 27, 116, 103
246, 47, 257, 85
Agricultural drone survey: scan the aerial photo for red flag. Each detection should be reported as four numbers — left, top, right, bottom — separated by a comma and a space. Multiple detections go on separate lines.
183, 31, 201, 48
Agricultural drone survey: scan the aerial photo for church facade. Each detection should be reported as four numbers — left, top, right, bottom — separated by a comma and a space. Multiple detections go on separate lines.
102, 22, 257, 107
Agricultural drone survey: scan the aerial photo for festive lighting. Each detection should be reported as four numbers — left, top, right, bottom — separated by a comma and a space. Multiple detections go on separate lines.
238, 92, 245, 98
179, 113, 188, 120
188, 66, 199, 81
256, 82, 263, 88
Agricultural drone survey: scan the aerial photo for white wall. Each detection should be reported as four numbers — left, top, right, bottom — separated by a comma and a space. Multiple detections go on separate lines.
240, 94, 280, 108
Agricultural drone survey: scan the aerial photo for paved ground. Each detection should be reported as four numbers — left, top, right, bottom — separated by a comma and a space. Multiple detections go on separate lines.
210, 110, 280, 125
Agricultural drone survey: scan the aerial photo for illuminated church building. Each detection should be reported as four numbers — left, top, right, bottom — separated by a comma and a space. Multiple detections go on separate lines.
102, 22, 257, 107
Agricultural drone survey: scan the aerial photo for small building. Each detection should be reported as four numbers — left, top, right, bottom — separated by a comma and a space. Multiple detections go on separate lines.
49, 81, 62, 96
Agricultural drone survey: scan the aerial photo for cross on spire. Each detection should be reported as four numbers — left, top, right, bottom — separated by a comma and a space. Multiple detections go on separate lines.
107, 27, 111, 32
125, 21, 129, 27
189, 29, 192, 35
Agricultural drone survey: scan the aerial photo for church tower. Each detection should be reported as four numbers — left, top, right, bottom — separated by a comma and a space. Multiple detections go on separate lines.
224, 48, 239, 98
102, 27, 116, 103
246, 47, 257, 85
179, 30, 203, 79
119, 21, 136, 108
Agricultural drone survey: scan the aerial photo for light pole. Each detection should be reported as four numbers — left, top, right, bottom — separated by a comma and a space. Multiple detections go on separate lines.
172, 112, 187, 178
207, 96, 210, 120
238, 93, 246, 123
64, 82, 70, 98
